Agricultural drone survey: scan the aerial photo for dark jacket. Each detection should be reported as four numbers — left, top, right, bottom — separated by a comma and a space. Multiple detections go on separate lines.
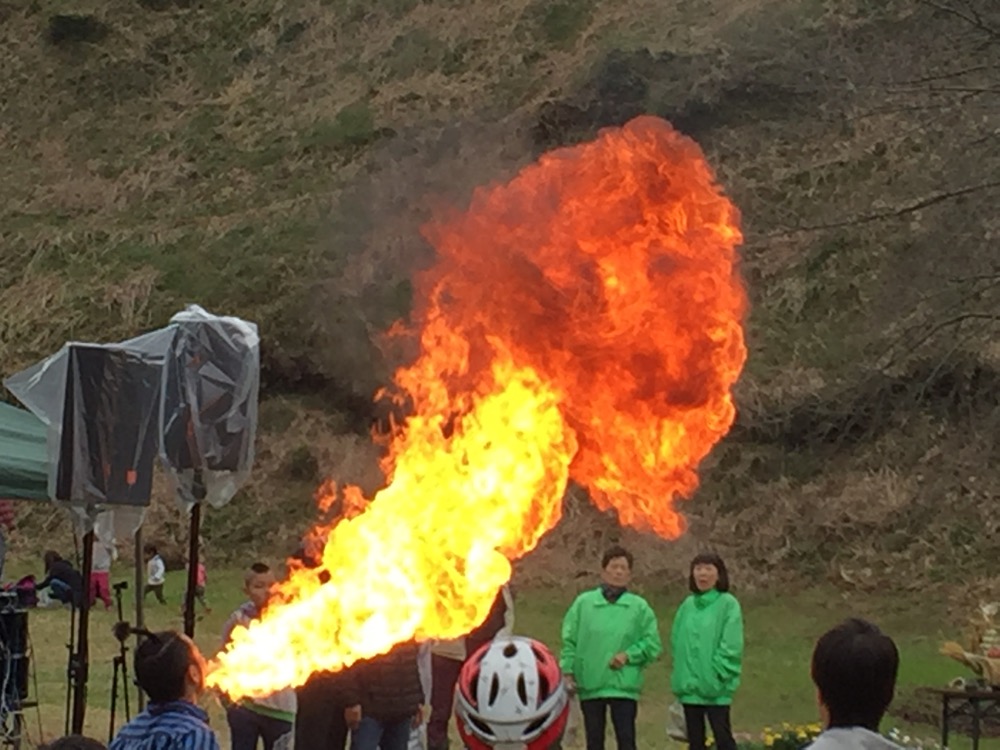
39, 559, 84, 604
467, 588, 509, 655
342, 641, 424, 722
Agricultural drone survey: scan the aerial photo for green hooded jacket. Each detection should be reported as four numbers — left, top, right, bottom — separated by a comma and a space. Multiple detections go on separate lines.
559, 588, 663, 701
670, 589, 744, 705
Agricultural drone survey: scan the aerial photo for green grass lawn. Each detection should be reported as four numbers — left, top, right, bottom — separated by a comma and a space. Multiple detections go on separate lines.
2, 561, 987, 749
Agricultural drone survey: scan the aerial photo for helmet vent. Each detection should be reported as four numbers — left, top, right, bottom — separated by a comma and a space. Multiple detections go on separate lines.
516, 673, 528, 705
503, 643, 518, 658
538, 672, 550, 698
524, 716, 547, 735
488, 674, 500, 706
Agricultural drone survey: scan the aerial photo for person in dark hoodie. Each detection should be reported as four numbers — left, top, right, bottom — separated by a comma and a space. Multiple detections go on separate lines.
807, 619, 902, 750
38, 550, 84, 607
291, 537, 355, 750
343, 641, 424, 750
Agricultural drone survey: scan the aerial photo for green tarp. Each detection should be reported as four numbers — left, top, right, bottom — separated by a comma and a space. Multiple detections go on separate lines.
0, 402, 48, 500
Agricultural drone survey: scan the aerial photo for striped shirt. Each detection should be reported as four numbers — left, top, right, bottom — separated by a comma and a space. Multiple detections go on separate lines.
110, 700, 219, 750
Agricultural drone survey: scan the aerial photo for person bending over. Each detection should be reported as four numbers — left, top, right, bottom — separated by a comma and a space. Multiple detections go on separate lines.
38, 551, 83, 608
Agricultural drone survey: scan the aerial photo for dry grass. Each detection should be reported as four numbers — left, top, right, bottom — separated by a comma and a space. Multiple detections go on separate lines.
3, 0, 1000, 588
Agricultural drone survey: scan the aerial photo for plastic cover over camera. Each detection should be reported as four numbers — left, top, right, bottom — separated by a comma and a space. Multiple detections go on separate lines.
159, 305, 260, 510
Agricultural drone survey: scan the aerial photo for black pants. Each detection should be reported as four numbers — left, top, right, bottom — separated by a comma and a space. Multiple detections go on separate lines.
227, 705, 293, 750
580, 698, 636, 750
683, 704, 736, 750
145, 583, 166, 604
295, 674, 350, 750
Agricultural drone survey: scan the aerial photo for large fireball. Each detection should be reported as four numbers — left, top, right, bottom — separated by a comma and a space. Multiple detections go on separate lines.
208, 115, 747, 698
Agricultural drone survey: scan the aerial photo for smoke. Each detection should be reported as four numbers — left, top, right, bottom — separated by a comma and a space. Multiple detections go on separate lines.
305, 116, 539, 411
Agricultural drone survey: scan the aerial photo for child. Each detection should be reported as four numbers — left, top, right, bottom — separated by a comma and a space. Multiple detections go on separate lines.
110, 629, 219, 750
181, 555, 211, 616
222, 563, 296, 750
144, 544, 167, 604
90, 535, 116, 611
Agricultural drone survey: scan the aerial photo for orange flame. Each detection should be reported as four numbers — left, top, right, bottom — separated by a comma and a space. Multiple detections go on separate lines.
207, 116, 747, 698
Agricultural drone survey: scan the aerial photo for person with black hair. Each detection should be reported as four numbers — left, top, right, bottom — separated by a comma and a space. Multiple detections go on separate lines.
43, 735, 107, 750
222, 563, 296, 750
559, 546, 662, 750
291, 536, 356, 750
342, 640, 425, 750
670, 552, 744, 750
427, 584, 514, 750
38, 550, 83, 607
807, 619, 902, 750
110, 629, 219, 750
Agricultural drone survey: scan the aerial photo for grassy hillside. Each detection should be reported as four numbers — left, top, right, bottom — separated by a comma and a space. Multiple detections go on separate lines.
2, 0, 1000, 586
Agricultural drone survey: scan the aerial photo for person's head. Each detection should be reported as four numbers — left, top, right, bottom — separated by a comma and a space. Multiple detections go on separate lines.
600, 546, 633, 587
43, 550, 62, 571
811, 618, 899, 730
688, 552, 729, 593
42, 735, 107, 750
41, 734, 107, 750
143, 544, 157, 560
134, 630, 206, 704
244, 562, 275, 609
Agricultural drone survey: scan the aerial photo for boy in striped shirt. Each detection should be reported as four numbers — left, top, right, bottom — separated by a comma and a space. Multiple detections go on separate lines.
110, 630, 219, 750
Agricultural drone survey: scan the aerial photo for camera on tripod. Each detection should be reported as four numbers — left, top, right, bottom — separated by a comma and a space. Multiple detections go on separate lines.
112, 581, 128, 593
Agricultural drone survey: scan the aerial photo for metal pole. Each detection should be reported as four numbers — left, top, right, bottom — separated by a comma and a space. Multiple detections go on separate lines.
182, 503, 201, 638
71, 530, 94, 734
133, 527, 145, 711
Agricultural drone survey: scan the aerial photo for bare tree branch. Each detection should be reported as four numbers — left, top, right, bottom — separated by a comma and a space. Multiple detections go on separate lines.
885, 64, 993, 85
768, 180, 1000, 236
881, 313, 1000, 371
919, 0, 1000, 40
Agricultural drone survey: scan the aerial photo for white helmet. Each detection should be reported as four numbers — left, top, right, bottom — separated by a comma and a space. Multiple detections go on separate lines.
455, 636, 570, 750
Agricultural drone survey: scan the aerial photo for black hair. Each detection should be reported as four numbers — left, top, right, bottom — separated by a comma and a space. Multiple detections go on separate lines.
43, 550, 62, 571
811, 618, 899, 730
42, 736, 107, 750
601, 545, 634, 570
688, 552, 730, 593
143, 543, 157, 555
250, 562, 270, 575
133, 629, 197, 703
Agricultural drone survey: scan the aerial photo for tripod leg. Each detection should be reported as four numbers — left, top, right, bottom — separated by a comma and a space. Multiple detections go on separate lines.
109, 658, 118, 745
122, 651, 131, 720
64, 602, 76, 736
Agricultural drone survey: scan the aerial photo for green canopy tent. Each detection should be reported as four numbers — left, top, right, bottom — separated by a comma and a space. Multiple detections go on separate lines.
0, 401, 48, 500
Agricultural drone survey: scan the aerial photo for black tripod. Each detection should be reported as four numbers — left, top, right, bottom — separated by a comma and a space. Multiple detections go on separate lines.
62, 600, 78, 737
108, 582, 131, 743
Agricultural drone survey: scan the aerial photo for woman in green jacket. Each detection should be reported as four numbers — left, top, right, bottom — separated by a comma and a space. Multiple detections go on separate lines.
560, 546, 663, 750
670, 552, 744, 750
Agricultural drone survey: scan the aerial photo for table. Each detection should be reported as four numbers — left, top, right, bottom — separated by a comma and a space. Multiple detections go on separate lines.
920, 687, 1000, 750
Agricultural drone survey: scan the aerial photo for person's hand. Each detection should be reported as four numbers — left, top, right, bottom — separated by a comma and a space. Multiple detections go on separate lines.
412, 705, 424, 728
564, 674, 576, 693
344, 704, 362, 730
609, 652, 628, 669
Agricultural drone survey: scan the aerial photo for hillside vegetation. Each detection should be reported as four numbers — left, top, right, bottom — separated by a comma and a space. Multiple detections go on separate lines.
2, 0, 999, 588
